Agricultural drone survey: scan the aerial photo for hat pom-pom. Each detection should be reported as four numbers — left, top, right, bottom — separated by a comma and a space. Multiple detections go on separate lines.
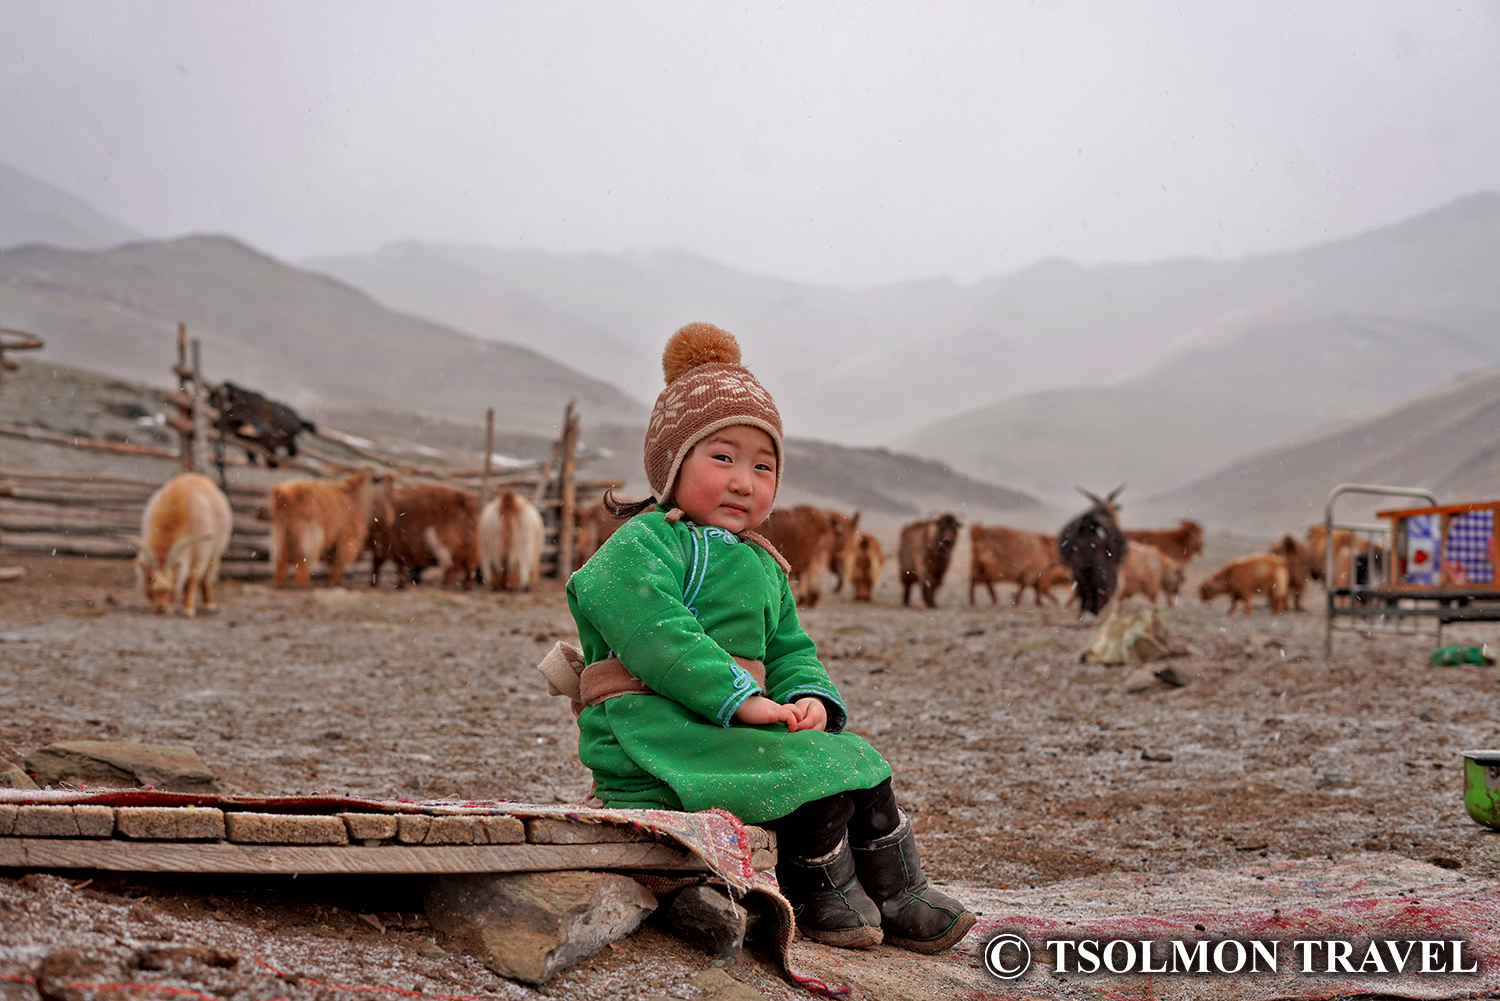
662, 323, 742, 384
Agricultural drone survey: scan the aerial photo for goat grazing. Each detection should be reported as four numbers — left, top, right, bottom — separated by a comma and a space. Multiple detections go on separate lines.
478, 490, 544, 592
130, 472, 233, 616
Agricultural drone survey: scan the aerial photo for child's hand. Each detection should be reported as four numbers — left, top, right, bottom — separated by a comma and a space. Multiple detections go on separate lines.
785, 697, 828, 733
734, 695, 796, 727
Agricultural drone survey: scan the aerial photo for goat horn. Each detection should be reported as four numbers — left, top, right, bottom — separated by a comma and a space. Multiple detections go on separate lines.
1107, 484, 1127, 502
1076, 486, 1107, 508
164, 533, 212, 567
119, 535, 155, 566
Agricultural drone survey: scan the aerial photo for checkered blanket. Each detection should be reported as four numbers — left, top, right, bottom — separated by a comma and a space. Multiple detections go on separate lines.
1445, 510, 1494, 584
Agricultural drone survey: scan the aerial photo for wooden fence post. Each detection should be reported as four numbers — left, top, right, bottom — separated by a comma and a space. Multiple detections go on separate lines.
175, 323, 192, 471
479, 407, 494, 512
190, 338, 208, 475
557, 400, 578, 578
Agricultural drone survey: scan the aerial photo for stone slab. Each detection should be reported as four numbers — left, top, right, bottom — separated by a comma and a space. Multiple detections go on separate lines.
0, 761, 38, 790
0, 805, 15, 836
426, 870, 657, 984
224, 813, 348, 845
116, 806, 226, 841
23, 741, 217, 793
661, 885, 747, 959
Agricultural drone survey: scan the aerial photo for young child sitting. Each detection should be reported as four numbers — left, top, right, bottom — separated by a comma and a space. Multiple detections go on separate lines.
556, 322, 973, 953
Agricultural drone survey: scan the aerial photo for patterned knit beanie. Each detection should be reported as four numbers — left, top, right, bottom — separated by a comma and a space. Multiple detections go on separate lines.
644, 323, 783, 504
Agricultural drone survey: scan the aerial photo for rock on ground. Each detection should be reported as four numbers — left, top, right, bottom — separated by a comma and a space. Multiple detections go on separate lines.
425, 870, 658, 984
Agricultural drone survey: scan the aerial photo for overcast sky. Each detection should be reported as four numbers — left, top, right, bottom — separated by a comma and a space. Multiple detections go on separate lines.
1, 1, 1497, 286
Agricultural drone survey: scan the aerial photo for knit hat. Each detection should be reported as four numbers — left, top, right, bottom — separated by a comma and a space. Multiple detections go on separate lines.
644, 323, 783, 504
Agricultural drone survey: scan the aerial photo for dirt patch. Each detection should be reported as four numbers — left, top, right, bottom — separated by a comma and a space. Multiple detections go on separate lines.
3, 549, 1500, 997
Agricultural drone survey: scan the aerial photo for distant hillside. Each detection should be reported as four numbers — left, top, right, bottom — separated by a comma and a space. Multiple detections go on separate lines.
0, 236, 647, 434
895, 193, 1500, 503
0, 159, 142, 251
308, 193, 1500, 451
897, 313, 1496, 504
1151, 364, 1500, 537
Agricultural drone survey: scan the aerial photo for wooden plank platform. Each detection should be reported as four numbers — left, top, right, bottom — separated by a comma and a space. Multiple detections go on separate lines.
0, 838, 701, 874
0, 801, 776, 875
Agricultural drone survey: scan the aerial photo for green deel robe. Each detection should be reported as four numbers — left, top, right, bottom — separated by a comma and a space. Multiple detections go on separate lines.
565, 508, 891, 824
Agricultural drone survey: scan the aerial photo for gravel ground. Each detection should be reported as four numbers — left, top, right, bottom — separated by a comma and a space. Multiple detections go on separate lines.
3, 550, 1500, 999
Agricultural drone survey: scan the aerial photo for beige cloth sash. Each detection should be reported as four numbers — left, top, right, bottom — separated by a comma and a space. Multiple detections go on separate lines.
538, 640, 765, 718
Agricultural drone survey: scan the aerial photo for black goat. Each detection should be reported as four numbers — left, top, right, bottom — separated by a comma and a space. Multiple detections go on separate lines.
1057, 485, 1128, 615
211, 382, 316, 467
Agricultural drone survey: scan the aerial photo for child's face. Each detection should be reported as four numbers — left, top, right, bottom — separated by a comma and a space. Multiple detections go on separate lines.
673, 425, 778, 533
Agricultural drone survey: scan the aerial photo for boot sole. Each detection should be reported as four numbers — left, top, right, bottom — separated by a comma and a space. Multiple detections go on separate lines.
799, 923, 884, 949
884, 910, 976, 954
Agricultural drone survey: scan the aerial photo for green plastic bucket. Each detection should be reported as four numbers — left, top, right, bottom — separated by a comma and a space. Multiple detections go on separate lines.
1460, 750, 1500, 829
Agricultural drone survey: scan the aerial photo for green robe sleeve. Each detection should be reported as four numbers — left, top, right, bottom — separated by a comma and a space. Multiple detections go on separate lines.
762, 570, 851, 735
566, 515, 760, 726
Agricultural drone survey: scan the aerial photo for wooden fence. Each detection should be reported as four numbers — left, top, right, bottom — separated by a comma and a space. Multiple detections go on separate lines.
0, 326, 622, 581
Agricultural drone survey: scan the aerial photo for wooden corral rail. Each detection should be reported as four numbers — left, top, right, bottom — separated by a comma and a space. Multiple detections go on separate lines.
1, 324, 623, 578
0, 803, 776, 875
0, 469, 271, 566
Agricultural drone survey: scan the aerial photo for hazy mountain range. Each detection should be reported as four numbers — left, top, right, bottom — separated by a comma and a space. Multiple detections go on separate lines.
0, 236, 645, 433
4, 156, 1500, 530
310, 193, 1500, 504
0, 160, 143, 251
1154, 363, 1500, 538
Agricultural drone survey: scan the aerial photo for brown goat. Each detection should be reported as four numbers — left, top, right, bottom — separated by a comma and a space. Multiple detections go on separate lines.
1125, 520, 1204, 564
846, 532, 884, 602
368, 481, 478, 589
573, 500, 629, 570
269, 469, 376, 588
1117, 541, 1184, 607
899, 513, 961, 608
1199, 554, 1290, 616
758, 506, 836, 607
969, 525, 1071, 606
1270, 534, 1314, 610
825, 509, 861, 593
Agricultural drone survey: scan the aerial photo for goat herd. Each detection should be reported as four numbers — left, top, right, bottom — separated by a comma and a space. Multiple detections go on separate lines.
126, 470, 1344, 620
798, 487, 1350, 619
129, 468, 555, 615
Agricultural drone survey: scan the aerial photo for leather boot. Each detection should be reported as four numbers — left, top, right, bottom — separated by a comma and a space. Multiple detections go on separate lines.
777, 833, 883, 948
851, 810, 975, 954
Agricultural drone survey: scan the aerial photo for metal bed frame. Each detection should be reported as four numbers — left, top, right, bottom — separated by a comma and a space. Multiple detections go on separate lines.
1324, 483, 1500, 658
